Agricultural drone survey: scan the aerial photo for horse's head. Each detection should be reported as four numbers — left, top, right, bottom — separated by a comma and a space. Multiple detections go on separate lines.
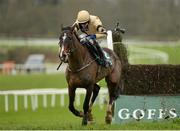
58, 26, 75, 63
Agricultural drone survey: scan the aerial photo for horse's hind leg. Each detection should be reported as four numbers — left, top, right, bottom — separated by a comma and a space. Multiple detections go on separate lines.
105, 72, 121, 124
87, 84, 100, 122
105, 86, 116, 124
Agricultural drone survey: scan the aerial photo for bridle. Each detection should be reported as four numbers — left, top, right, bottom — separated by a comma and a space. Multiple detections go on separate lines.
57, 27, 96, 72
58, 30, 77, 62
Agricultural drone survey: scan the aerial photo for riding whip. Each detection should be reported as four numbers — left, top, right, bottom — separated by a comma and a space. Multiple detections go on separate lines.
57, 61, 63, 70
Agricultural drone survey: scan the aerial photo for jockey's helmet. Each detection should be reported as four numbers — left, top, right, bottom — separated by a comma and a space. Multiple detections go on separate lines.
77, 10, 90, 23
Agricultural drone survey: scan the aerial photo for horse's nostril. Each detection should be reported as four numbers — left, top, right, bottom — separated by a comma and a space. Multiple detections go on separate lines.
62, 53, 66, 58
60, 52, 67, 61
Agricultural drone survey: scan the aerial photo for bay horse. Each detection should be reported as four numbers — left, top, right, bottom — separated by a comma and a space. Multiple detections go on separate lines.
58, 26, 122, 125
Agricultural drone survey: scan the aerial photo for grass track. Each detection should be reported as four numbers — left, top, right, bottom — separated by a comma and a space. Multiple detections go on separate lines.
0, 73, 107, 90
129, 43, 180, 64
0, 104, 179, 130
0, 74, 179, 129
0, 73, 67, 90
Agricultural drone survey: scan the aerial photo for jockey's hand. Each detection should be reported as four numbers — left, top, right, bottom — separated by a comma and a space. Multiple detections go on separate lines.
87, 34, 96, 40
98, 27, 106, 33
80, 35, 96, 44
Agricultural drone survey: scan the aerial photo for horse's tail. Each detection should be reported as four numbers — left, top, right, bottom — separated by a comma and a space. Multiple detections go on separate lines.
114, 79, 124, 100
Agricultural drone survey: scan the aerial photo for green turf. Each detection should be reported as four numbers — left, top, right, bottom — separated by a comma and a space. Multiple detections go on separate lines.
0, 95, 179, 130
0, 108, 179, 130
0, 73, 67, 90
128, 42, 180, 64
146, 46, 180, 64
0, 73, 107, 90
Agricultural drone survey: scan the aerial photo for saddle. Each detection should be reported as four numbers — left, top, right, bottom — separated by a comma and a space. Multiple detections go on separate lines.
80, 34, 112, 67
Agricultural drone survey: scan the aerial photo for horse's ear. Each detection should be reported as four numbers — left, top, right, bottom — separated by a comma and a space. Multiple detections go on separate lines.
71, 24, 76, 32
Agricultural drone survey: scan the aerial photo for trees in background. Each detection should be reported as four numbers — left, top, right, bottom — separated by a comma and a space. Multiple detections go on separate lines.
0, 0, 179, 40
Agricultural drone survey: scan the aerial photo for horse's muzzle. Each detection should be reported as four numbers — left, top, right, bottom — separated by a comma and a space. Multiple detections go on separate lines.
60, 53, 68, 63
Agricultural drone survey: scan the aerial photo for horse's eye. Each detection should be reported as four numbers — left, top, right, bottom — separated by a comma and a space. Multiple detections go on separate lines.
67, 36, 72, 41
58, 41, 62, 47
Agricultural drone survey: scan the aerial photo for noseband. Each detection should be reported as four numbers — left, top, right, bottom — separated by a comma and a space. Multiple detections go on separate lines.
58, 27, 96, 73
59, 31, 77, 58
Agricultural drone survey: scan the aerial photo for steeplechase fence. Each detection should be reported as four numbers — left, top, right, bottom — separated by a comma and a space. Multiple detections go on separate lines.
112, 30, 180, 124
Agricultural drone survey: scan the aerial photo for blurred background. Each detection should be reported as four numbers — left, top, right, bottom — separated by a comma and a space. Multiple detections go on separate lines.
0, 0, 180, 75
0, 0, 180, 39
0, 0, 180, 129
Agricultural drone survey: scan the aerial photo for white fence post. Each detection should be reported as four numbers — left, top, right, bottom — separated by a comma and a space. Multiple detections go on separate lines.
24, 95, 28, 109
76, 94, 80, 106
51, 94, 56, 107
60, 94, 64, 107
14, 95, 18, 112
43, 94, 47, 108
31, 95, 36, 111
35, 95, 38, 109
5, 95, 9, 112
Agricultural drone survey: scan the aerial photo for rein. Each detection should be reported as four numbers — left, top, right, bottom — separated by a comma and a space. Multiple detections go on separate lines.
57, 61, 63, 70
68, 59, 96, 73
58, 28, 96, 73
67, 30, 96, 73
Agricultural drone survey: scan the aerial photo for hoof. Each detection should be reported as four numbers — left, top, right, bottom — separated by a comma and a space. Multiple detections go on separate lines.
82, 115, 88, 126
105, 115, 112, 124
87, 112, 93, 122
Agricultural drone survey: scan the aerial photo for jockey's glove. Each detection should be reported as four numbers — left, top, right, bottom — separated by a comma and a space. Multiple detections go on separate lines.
80, 35, 96, 45
87, 34, 96, 40
98, 27, 106, 32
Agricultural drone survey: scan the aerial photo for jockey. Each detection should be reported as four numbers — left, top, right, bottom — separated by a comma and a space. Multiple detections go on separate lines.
72, 10, 111, 67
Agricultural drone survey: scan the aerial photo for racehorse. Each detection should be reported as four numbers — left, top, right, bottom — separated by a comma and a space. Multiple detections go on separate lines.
58, 25, 122, 125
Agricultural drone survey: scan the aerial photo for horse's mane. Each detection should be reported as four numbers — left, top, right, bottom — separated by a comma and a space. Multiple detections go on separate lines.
62, 26, 72, 31
61, 26, 80, 42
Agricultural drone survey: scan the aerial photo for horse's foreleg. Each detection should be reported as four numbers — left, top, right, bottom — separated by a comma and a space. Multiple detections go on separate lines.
87, 84, 100, 122
82, 87, 93, 125
90, 84, 100, 107
68, 87, 83, 117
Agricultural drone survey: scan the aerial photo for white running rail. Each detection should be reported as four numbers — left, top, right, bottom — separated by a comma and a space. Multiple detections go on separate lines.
0, 88, 108, 112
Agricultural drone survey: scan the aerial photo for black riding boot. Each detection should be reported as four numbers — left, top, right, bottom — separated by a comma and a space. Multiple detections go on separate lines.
85, 42, 99, 59
94, 41, 109, 67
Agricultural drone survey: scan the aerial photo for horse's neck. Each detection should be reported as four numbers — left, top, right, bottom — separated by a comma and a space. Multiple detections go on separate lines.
68, 34, 87, 70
